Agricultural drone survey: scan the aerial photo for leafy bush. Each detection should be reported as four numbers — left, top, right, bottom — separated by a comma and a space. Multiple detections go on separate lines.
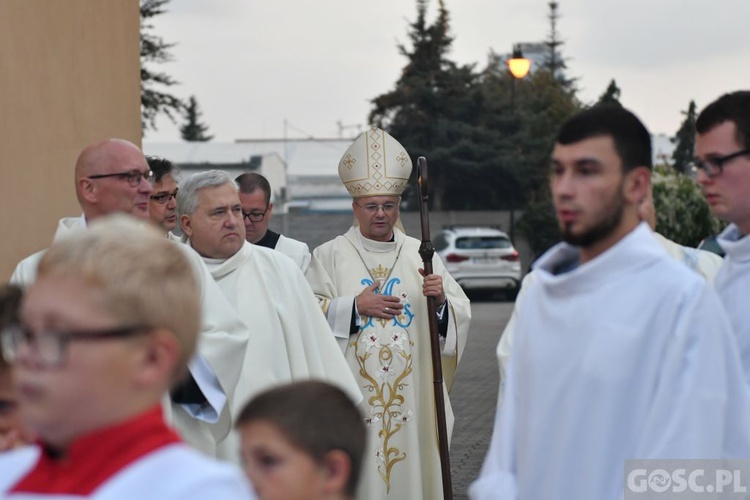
652, 165, 724, 247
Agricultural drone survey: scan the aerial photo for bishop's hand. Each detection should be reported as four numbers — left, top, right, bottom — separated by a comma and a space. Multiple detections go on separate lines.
356, 283, 404, 319
419, 268, 446, 305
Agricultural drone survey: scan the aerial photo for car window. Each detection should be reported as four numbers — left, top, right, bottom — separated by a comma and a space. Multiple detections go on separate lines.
433, 233, 449, 251
455, 236, 511, 250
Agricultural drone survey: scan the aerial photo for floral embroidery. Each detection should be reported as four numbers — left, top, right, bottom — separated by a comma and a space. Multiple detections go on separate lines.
388, 331, 404, 349
355, 317, 414, 492
396, 409, 414, 424
362, 332, 380, 350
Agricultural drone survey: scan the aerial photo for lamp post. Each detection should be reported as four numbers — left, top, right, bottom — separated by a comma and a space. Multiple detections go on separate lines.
505, 44, 531, 244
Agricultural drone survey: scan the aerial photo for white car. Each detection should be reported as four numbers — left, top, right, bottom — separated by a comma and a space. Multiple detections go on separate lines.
434, 226, 521, 299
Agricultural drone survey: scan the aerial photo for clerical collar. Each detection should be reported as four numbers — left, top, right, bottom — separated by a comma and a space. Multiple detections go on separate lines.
255, 229, 281, 249
11, 406, 180, 495
356, 228, 398, 253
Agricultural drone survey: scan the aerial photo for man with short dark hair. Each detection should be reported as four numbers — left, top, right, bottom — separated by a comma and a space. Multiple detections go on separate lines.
471, 105, 750, 500
235, 172, 311, 271
146, 155, 179, 236
695, 90, 750, 385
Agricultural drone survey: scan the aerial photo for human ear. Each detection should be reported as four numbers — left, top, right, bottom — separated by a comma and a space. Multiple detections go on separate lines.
180, 214, 193, 237
321, 449, 352, 496
78, 178, 97, 204
623, 167, 651, 206
133, 328, 179, 389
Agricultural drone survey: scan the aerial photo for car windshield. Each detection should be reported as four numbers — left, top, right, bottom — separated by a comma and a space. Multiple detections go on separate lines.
455, 236, 511, 250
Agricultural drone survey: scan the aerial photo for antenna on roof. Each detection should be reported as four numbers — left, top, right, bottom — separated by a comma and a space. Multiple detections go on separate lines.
336, 121, 363, 138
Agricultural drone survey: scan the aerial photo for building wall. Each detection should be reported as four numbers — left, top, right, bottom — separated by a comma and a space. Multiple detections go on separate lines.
271, 210, 534, 274
0, 0, 141, 281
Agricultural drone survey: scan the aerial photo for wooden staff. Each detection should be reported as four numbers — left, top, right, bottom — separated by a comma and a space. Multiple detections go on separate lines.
416, 156, 453, 500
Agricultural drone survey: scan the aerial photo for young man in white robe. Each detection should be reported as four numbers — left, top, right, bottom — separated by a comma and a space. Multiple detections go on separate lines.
496, 185, 723, 395
0, 216, 255, 499
9, 139, 250, 457
177, 170, 362, 462
235, 172, 311, 272
695, 91, 750, 388
304, 127, 471, 500
470, 105, 750, 500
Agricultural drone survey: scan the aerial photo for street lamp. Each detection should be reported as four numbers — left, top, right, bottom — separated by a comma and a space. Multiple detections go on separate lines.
507, 45, 531, 79
506, 44, 531, 244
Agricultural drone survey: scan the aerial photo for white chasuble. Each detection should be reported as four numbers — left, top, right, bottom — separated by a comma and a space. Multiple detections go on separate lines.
306, 227, 471, 500
203, 241, 362, 461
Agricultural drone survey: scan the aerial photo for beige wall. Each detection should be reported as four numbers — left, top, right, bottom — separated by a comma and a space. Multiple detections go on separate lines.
0, 0, 141, 281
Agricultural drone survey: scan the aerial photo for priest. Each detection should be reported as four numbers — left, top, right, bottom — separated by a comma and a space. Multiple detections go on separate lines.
304, 127, 471, 500
177, 170, 362, 461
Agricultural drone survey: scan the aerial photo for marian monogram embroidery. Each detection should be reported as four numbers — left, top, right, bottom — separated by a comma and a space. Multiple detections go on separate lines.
354, 274, 416, 492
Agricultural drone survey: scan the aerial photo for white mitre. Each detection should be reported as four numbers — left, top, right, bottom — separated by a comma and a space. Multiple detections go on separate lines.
338, 126, 413, 198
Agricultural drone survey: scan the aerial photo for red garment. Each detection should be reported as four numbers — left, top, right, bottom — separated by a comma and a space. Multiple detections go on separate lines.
11, 406, 181, 495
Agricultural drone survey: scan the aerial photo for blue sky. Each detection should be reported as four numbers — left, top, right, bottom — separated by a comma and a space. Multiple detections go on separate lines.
145, 0, 750, 143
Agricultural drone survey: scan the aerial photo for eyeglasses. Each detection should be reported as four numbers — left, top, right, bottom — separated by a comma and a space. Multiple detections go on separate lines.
1, 324, 149, 369
87, 169, 154, 187
690, 149, 750, 178
355, 201, 399, 214
150, 188, 179, 204
242, 210, 267, 222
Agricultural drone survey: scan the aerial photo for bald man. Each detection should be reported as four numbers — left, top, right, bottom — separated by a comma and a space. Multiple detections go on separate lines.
10, 139, 250, 457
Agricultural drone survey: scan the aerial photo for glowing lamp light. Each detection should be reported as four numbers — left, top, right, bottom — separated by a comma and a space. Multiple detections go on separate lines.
507, 46, 531, 79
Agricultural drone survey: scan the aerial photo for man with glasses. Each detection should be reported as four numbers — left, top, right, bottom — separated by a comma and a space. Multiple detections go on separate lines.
9, 139, 250, 459
0, 216, 254, 498
235, 172, 311, 272
177, 170, 361, 462
304, 127, 471, 500
695, 91, 750, 385
146, 155, 180, 237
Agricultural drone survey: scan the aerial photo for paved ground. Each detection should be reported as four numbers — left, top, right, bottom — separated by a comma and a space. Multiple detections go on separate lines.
449, 297, 514, 499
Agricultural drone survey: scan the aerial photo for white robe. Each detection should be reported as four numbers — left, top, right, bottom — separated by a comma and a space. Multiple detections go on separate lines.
197, 241, 362, 461
274, 233, 311, 273
471, 223, 750, 500
0, 444, 255, 499
9, 217, 250, 456
496, 229, 725, 396
305, 227, 471, 500
715, 224, 750, 388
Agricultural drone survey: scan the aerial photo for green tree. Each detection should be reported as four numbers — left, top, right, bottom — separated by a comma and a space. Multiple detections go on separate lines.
671, 100, 697, 174
180, 95, 214, 142
369, 0, 482, 210
141, 0, 183, 135
597, 79, 622, 106
652, 164, 723, 246
514, 1, 581, 257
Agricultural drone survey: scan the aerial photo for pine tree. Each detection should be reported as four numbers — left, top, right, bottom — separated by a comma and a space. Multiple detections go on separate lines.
671, 100, 697, 174
180, 96, 214, 142
369, 0, 481, 210
597, 79, 622, 106
542, 1, 574, 89
140, 0, 183, 135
